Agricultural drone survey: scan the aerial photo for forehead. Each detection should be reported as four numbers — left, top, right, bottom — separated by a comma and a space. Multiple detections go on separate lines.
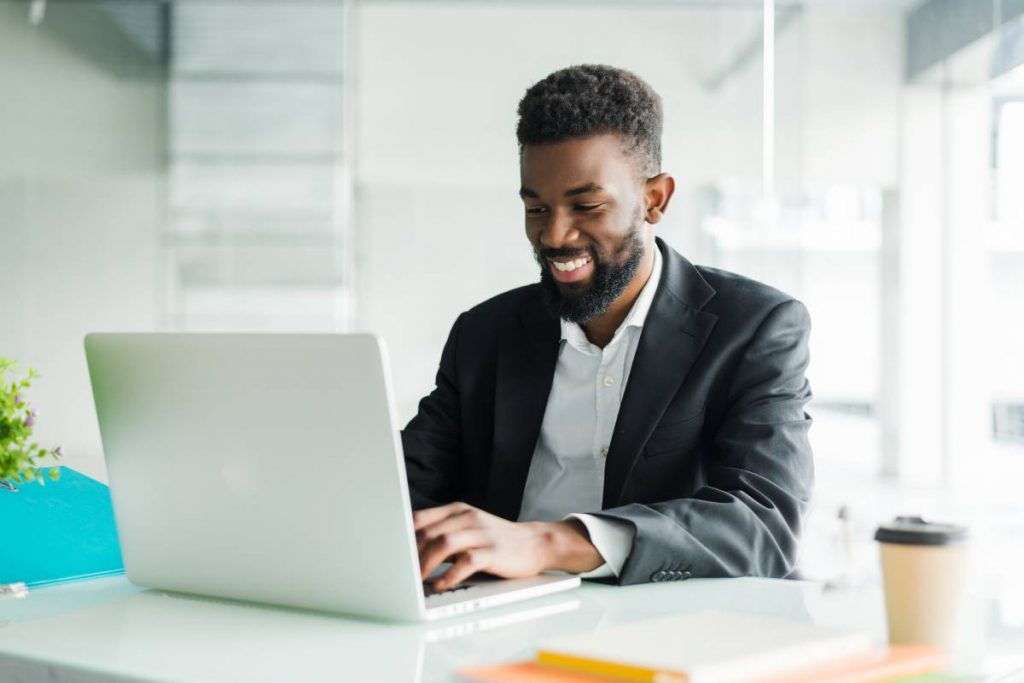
519, 133, 638, 192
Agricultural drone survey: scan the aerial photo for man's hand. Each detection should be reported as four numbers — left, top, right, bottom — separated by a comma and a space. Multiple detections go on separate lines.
414, 503, 604, 590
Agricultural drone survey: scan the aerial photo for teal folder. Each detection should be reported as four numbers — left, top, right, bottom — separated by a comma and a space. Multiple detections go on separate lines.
0, 466, 125, 588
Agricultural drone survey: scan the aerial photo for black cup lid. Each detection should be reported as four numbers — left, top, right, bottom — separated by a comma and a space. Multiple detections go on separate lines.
874, 516, 969, 545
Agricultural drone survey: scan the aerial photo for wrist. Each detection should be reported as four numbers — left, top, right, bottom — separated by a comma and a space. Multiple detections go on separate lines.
536, 520, 604, 574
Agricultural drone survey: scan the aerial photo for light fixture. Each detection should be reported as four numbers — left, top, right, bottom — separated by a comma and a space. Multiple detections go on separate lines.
29, 0, 46, 26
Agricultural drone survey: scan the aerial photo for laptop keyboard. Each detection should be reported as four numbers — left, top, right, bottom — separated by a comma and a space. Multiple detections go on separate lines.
423, 582, 474, 598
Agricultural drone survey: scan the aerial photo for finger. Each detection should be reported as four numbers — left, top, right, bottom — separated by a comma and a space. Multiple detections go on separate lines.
416, 508, 476, 555
435, 549, 489, 591
420, 529, 486, 581
413, 502, 470, 531
419, 529, 487, 582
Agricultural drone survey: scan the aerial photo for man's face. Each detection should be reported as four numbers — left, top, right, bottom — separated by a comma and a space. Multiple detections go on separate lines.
519, 133, 649, 324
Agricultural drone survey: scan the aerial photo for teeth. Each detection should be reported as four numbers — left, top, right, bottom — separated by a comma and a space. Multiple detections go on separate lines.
553, 257, 590, 272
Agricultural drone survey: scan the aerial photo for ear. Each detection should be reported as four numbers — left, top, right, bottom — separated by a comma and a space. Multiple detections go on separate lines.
644, 173, 675, 224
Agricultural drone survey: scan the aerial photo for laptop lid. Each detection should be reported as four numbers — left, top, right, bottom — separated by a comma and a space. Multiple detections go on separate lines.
85, 333, 426, 621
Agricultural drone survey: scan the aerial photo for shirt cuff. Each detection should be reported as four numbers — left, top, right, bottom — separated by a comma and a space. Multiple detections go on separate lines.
565, 513, 635, 579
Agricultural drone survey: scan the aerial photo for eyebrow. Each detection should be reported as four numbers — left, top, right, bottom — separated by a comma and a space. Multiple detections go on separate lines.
518, 182, 605, 199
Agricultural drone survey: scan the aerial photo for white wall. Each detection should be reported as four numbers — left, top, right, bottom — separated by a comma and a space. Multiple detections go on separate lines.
775, 9, 901, 409
0, 4, 165, 482
785, 9, 902, 188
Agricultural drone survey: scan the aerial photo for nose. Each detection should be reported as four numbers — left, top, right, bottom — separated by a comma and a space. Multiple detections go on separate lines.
538, 208, 581, 250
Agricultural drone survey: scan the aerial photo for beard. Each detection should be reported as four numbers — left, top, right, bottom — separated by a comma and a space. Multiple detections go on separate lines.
534, 223, 646, 325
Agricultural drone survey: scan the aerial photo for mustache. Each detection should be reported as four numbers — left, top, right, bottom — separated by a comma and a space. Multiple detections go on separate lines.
536, 246, 596, 261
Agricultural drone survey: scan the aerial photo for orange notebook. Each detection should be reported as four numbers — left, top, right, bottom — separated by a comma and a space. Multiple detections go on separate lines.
459, 661, 609, 683
459, 645, 947, 683
747, 645, 948, 683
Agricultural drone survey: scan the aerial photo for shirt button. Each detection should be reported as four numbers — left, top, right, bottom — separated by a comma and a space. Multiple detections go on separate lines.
603, 376, 615, 387
600, 447, 609, 458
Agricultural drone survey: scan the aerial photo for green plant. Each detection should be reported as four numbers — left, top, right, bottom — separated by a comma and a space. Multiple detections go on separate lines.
0, 358, 61, 490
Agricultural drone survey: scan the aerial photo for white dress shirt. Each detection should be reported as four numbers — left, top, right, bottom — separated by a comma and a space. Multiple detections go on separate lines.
518, 247, 663, 578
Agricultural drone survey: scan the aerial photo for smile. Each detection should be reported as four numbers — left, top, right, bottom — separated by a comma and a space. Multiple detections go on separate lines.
550, 257, 591, 272
547, 255, 595, 284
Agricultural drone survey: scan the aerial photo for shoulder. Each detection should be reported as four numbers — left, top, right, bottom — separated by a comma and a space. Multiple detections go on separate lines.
696, 265, 792, 309
466, 283, 539, 315
657, 240, 805, 325
438, 283, 550, 369
695, 265, 807, 323
460, 283, 541, 322
452, 283, 545, 338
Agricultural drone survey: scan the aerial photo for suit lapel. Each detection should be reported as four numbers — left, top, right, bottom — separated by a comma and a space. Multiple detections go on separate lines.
603, 239, 719, 507
487, 291, 560, 520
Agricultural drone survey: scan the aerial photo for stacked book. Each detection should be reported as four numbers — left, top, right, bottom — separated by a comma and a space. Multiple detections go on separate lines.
0, 466, 124, 590
460, 611, 954, 683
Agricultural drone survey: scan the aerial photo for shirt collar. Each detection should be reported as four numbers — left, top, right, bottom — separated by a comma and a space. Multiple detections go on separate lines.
560, 244, 663, 350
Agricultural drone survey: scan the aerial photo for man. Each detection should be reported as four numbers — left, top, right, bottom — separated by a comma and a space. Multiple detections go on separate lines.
403, 64, 813, 591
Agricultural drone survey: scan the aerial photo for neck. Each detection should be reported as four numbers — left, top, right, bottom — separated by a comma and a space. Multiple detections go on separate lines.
582, 243, 656, 348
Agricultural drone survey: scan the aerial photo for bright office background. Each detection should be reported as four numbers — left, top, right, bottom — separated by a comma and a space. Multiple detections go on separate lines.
1, 0, 1023, 603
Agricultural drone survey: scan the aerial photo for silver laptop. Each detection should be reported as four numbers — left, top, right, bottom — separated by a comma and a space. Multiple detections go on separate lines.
84, 333, 580, 621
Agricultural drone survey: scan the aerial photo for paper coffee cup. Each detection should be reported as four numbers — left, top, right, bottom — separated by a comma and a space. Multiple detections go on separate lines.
875, 516, 969, 653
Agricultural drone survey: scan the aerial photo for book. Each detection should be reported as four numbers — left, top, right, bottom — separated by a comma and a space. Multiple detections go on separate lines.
459, 645, 948, 683
534, 610, 874, 683
459, 661, 605, 682
747, 644, 948, 683
0, 466, 125, 588
889, 675, 982, 683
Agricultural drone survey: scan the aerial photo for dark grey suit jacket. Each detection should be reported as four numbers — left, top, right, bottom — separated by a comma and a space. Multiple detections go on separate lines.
401, 237, 814, 585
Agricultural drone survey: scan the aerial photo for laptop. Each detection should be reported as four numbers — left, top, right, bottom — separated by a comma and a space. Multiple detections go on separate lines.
84, 333, 580, 621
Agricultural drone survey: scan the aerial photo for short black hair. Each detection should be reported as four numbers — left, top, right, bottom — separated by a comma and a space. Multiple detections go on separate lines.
516, 64, 663, 178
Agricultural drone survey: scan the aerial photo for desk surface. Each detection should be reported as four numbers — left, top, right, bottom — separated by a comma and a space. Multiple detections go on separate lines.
1, 576, 1022, 683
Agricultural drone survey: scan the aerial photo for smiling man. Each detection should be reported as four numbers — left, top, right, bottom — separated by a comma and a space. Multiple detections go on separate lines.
403, 64, 814, 590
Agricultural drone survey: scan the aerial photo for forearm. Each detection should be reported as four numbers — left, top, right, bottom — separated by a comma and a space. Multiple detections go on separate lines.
590, 478, 808, 585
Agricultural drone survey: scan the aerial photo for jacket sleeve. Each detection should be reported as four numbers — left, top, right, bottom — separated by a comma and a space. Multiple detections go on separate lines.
401, 313, 465, 510
589, 299, 814, 584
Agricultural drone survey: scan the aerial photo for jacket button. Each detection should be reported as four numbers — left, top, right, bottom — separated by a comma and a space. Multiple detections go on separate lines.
651, 571, 667, 582
681, 571, 692, 580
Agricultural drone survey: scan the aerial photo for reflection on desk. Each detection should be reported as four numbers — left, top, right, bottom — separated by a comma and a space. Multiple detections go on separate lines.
0, 576, 1021, 683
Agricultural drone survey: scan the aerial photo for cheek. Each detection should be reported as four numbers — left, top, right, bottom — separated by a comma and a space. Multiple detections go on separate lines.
589, 206, 636, 238
588, 208, 640, 254
524, 222, 543, 246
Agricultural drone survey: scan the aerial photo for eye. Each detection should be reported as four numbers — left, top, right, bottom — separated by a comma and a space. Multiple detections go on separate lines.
525, 206, 548, 216
575, 203, 605, 212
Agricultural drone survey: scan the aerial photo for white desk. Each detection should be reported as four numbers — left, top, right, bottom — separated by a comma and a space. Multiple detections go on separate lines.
1, 576, 1022, 682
